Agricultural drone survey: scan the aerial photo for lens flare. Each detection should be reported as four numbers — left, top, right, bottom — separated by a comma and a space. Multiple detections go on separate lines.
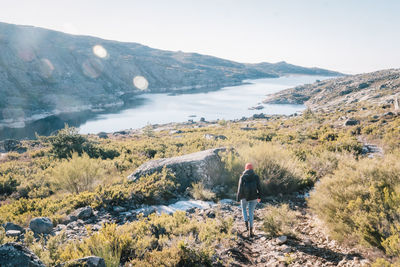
39, 58, 54, 79
133, 76, 149, 90
92, 45, 108, 58
17, 47, 35, 62
82, 58, 103, 78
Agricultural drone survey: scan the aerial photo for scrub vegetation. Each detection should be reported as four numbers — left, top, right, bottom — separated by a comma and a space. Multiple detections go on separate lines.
1, 99, 400, 265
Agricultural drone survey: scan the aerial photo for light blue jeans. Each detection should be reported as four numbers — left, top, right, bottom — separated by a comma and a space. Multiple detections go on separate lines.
241, 199, 258, 227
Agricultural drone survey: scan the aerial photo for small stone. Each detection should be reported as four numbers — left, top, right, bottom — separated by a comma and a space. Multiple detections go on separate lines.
276, 235, 287, 244
344, 118, 360, 126
29, 217, 53, 234
281, 245, 291, 253
6, 230, 21, 237
64, 256, 106, 267
206, 210, 216, 218
113, 206, 127, 212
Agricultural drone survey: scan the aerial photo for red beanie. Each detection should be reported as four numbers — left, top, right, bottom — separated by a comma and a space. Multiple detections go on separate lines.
245, 163, 253, 170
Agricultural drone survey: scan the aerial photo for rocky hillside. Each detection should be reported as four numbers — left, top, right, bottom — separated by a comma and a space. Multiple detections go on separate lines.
0, 22, 341, 128
263, 68, 400, 111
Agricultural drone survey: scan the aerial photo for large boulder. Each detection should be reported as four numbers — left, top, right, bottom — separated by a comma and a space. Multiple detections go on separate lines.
29, 217, 53, 234
127, 148, 226, 190
0, 242, 45, 267
62, 256, 106, 267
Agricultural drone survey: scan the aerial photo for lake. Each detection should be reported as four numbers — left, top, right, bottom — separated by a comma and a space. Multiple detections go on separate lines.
79, 75, 329, 134
0, 75, 330, 140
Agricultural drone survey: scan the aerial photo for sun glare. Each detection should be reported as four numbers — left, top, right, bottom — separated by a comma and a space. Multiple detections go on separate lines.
133, 76, 149, 90
92, 45, 108, 58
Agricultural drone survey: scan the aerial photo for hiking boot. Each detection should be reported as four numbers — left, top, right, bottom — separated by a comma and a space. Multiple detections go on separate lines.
250, 227, 254, 237
245, 221, 249, 231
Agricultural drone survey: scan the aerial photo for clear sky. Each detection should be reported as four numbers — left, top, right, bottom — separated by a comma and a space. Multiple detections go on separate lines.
1, 0, 399, 74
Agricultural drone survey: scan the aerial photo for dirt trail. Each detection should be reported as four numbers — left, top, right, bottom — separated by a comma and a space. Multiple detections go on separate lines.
223, 195, 369, 267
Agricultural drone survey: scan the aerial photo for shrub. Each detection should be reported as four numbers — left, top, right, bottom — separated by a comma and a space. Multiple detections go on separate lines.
262, 204, 299, 237
305, 150, 349, 180
131, 167, 179, 205
221, 143, 308, 196
50, 153, 106, 194
0, 227, 17, 244
0, 174, 19, 196
57, 211, 233, 266
190, 182, 216, 201
42, 125, 119, 160
45, 125, 89, 159
309, 152, 400, 254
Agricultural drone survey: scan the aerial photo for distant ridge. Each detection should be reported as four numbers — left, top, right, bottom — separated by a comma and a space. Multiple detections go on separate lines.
0, 21, 342, 128
263, 68, 400, 110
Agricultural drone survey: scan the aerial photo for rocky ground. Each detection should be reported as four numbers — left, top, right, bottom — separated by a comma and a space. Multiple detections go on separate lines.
215, 195, 370, 267
263, 68, 400, 112
54, 194, 374, 266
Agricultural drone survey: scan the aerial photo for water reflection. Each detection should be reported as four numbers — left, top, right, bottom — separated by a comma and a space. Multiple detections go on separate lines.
0, 98, 147, 140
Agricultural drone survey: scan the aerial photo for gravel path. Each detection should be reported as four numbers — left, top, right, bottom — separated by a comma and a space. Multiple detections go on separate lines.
221, 195, 369, 266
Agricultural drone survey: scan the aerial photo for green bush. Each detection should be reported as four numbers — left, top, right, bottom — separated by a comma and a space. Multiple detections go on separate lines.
262, 204, 299, 237
56, 211, 233, 266
309, 152, 400, 255
50, 153, 106, 194
190, 182, 216, 201
221, 143, 308, 196
0, 174, 19, 196
131, 167, 179, 205
42, 125, 119, 160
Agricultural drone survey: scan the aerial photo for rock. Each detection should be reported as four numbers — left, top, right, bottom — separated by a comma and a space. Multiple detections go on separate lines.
249, 105, 264, 110
73, 206, 94, 220
0, 242, 45, 267
358, 82, 370, 89
169, 130, 183, 134
29, 217, 53, 234
344, 118, 360, 126
383, 111, 394, 116
253, 113, 269, 119
60, 214, 78, 225
3, 222, 24, 233
205, 210, 216, 218
276, 235, 287, 244
281, 246, 292, 253
203, 134, 227, 140
5, 230, 21, 237
113, 206, 127, 212
97, 132, 108, 139
113, 130, 128, 135
63, 256, 106, 267
204, 134, 216, 140
134, 206, 156, 217
127, 148, 226, 190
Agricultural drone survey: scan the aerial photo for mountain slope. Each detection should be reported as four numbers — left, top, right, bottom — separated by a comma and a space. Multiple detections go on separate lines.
263, 68, 400, 110
248, 61, 342, 76
0, 22, 341, 127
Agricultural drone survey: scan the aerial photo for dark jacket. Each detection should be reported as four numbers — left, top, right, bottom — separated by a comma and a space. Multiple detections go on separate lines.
236, 169, 262, 201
